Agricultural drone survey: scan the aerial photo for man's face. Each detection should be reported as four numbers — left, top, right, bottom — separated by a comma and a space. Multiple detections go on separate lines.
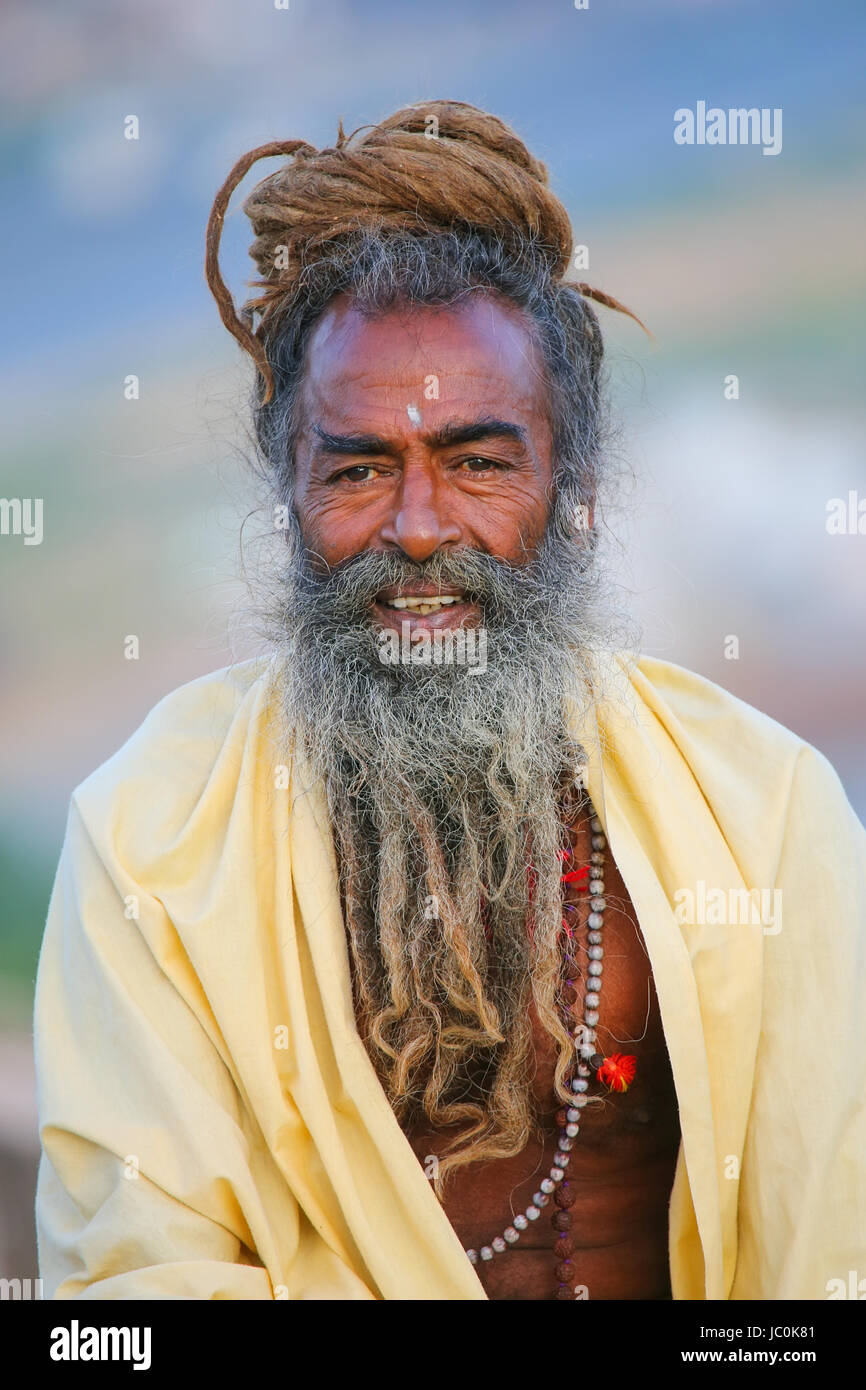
292, 292, 556, 635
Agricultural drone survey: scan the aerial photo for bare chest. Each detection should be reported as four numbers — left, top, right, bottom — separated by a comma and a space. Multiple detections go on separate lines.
404, 820, 682, 1300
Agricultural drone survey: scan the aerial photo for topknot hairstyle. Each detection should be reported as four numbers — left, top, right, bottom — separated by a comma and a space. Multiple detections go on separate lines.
204, 99, 649, 506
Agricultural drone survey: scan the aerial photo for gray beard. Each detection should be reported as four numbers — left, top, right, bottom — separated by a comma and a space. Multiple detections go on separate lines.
265, 501, 610, 1188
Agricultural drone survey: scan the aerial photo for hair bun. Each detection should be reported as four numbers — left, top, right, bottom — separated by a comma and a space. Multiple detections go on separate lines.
240, 99, 573, 293
370, 99, 559, 194
205, 101, 648, 403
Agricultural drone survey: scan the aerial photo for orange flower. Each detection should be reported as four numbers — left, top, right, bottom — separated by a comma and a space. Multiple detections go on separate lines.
596, 1053, 637, 1093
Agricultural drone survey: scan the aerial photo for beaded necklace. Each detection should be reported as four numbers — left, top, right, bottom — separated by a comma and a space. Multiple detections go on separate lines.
464, 796, 637, 1299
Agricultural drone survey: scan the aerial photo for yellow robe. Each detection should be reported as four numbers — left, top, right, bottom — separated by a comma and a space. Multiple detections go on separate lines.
33, 650, 866, 1299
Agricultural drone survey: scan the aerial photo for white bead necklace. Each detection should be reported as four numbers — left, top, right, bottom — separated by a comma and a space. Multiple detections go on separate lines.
464, 809, 609, 1292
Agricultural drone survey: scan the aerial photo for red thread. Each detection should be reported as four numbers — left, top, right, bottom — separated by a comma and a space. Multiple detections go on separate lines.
561, 866, 589, 887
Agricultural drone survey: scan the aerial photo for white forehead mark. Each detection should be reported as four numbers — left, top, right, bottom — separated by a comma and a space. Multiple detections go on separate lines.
406, 403, 422, 427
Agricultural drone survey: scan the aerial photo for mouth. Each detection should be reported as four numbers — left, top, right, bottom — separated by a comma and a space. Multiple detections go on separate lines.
372, 586, 480, 629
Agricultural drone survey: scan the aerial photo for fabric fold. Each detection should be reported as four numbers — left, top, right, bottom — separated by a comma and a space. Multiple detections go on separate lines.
33, 651, 866, 1299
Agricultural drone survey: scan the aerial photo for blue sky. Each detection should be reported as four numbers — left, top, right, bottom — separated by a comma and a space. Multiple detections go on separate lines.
1, 0, 864, 375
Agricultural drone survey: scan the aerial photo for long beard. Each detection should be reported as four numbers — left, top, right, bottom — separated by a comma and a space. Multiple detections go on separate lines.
266, 505, 606, 1194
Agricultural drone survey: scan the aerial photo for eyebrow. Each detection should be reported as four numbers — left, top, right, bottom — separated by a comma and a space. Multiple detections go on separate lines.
311, 416, 529, 457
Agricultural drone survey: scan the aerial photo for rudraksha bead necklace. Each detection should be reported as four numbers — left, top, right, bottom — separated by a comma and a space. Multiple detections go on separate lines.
464, 796, 637, 1299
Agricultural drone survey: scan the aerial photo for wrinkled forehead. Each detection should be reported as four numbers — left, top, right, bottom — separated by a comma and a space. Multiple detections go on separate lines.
296, 290, 551, 437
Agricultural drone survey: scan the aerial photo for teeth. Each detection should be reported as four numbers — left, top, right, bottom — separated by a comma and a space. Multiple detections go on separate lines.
383, 594, 462, 612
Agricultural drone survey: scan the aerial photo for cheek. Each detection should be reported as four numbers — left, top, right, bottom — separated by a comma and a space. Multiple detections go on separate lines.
466, 486, 551, 558
296, 493, 380, 565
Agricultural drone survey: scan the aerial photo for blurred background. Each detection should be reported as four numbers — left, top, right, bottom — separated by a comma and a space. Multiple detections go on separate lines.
1, 0, 864, 1286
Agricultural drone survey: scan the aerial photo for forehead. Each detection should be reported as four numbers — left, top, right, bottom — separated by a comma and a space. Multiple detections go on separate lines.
297, 291, 549, 431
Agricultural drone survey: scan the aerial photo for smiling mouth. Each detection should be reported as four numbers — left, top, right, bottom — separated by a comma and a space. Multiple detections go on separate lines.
372, 587, 481, 626
378, 592, 465, 617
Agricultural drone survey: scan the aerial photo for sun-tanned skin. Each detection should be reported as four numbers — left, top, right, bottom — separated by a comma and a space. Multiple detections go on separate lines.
292, 291, 681, 1299
405, 807, 681, 1301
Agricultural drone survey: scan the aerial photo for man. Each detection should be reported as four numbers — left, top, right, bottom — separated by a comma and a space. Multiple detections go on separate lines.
34, 100, 866, 1301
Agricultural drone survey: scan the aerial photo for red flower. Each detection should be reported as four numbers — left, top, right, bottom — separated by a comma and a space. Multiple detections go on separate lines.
596, 1053, 637, 1093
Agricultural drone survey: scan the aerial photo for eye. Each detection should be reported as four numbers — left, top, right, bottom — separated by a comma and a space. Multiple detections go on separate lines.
459, 456, 505, 474
334, 464, 380, 483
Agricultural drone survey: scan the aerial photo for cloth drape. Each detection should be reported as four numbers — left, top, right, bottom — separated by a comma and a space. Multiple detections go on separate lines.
33, 651, 866, 1299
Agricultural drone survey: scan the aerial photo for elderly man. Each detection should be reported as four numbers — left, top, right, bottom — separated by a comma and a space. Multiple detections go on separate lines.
34, 101, 866, 1301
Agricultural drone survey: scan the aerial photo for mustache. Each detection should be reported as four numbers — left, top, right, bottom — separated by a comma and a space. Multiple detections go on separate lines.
290, 541, 576, 629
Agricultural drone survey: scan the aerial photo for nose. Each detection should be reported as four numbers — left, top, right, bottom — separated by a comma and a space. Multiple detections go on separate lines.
378, 463, 462, 562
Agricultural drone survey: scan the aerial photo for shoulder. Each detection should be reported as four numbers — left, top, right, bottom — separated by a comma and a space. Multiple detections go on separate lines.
619, 649, 804, 770
68, 655, 282, 881
75, 655, 276, 798
612, 649, 862, 847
